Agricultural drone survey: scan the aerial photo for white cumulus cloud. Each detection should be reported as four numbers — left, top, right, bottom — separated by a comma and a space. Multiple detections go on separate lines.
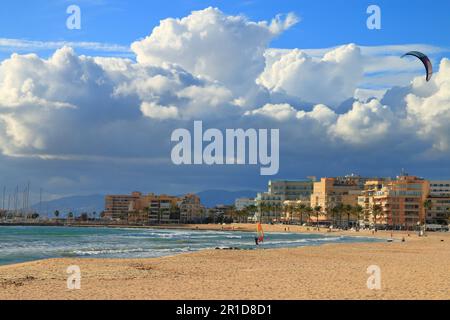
131, 7, 298, 95
140, 102, 179, 120
258, 44, 364, 107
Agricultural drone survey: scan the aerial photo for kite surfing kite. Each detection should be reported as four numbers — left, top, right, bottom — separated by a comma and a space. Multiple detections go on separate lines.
401, 51, 433, 82
255, 223, 264, 245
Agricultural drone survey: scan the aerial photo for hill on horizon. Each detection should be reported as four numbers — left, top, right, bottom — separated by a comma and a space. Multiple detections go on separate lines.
31, 194, 105, 217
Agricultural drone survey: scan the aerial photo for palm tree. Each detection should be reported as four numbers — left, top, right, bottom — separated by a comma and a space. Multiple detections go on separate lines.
446, 207, 450, 228
314, 206, 322, 231
423, 199, 432, 235
423, 199, 432, 224
256, 202, 262, 223
258, 203, 266, 223
158, 208, 163, 225
282, 204, 292, 222
246, 205, 257, 223
304, 206, 313, 226
271, 203, 277, 223
257, 202, 266, 223
333, 204, 344, 229
285, 204, 293, 224
169, 203, 180, 222
297, 204, 306, 225
275, 203, 283, 223
353, 205, 364, 231
236, 208, 245, 224
68, 212, 74, 222
54, 210, 60, 220
143, 207, 150, 225
263, 203, 270, 223
363, 205, 371, 228
324, 206, 335, 229
329, 206, 338, 228
229, 205, 237, 223
266, 203, 274, 223
344, 204, 354, 229
240, 207, 251, 223
372, 204, 383, 231
238, 207, 245, 223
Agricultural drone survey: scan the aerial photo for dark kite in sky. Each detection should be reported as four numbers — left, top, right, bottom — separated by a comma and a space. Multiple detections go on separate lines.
402, 51, 433, 82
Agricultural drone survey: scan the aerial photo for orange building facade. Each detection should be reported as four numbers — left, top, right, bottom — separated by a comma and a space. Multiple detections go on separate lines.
310, 176, 369, 213
104, 192, 142, 221
105, 192, 205, 224
361, 175, 430, 228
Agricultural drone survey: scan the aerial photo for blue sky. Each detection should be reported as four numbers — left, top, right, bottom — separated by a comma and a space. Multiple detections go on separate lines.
1, 1, 450, 202
1, 0, 449, 56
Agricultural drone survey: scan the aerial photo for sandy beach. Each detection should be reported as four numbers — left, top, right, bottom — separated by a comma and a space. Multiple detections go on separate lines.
0, 224, 449, 300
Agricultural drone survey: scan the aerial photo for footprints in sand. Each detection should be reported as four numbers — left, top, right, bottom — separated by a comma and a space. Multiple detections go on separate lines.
131, 263, 154, 271
0, 276, 36, 288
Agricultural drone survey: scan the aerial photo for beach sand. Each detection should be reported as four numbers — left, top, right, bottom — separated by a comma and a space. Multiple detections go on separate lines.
0, 224, 449, 300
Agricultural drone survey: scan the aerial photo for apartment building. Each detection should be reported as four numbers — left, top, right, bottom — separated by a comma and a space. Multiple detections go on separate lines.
141, 194, 180, 224
207, 205, 235, 223
358, 179, 390, 226
256, 179, 314, 222
104, 192, 142, 221
359, 175, 429, 229
179, 194, 206, 223
105, 192, 204, 224
235, 198, 256, 211
282, 199, 312, 223
426, 180, 450, 225
268, 180, 314, 201
310, 175, 370, 213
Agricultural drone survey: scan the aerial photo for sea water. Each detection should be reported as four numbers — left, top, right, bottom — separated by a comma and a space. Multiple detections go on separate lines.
0, 226, 383, 266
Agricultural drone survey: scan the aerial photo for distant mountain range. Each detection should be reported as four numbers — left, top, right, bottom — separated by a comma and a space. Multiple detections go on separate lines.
31, 194, 105, 217
31, 190, 259, 216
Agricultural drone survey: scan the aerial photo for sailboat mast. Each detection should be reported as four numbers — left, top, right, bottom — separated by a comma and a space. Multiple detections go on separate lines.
2, 186, 5, 211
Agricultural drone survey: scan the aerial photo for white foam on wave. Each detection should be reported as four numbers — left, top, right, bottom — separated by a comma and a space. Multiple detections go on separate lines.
317, 237, 342, 242
264, 239, 310, 245
73, 248, 146, 256
72, 246, 196, 257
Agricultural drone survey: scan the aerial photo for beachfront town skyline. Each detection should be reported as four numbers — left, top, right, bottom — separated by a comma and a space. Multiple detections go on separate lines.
2, 172, 449, 231
100, 173, 449, 230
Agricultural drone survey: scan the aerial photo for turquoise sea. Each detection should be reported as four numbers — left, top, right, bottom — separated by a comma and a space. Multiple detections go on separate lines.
0, 226, 383, 266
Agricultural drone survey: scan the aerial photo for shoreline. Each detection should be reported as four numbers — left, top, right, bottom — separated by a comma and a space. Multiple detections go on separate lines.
0, 223, 391, 268
0, 221, 426, 238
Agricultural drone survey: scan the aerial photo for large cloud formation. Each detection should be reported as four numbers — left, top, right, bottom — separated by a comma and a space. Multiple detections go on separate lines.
1, 7, 450, 198
258, 44, 364, 106
131, 7, 298, 95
